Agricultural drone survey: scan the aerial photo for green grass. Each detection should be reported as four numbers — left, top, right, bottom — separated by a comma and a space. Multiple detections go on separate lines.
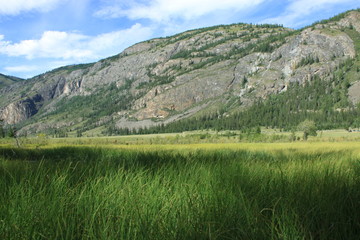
1, 146, 360, 239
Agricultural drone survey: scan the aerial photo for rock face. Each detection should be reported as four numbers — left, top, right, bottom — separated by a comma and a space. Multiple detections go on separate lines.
1, 10, 360, 135
3, 91, 44, 123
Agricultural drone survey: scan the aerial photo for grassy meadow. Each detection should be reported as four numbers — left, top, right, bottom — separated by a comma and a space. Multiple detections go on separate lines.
1, 131, 360, 239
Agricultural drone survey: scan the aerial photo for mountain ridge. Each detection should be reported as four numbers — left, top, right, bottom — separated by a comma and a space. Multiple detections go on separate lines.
1, 9, 360, 136
0, 74, 24, 90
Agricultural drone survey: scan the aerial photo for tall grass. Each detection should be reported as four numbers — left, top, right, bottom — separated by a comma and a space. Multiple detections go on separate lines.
1, 147, 359, 239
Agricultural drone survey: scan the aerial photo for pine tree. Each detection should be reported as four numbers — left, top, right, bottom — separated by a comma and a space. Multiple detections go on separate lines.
0, 120, 4, 138
8, 126, 15, 138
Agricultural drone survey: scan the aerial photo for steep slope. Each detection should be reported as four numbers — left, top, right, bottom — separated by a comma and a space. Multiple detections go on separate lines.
0, 74, 23, 90
1, 10, 360, 136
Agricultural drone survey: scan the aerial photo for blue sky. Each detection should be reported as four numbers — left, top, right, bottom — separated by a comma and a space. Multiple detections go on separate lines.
0, 0, 358, 79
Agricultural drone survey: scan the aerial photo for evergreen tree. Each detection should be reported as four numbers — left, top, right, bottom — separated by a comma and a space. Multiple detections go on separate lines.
0, 120, 4, 138
76, 130, 82, 138
8, 126, 15, 138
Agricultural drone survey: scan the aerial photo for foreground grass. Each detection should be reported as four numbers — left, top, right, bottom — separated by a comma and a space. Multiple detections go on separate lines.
1, 146, 360, 239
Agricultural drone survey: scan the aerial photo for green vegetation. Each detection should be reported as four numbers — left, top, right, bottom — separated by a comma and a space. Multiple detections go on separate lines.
171, 32, 290, 61
1, 145, 360, 239
308, 8, 360, 28
0, 122, 19, 139
5, 10, 360, 138
169, 28, 294, 62
0, 120, 4, 138
18, 79, 139, 137
170, 49, 196, 59
297, 119, 317, 140
0, 73, 24, 89
45, 63, 95, 75
296, 55, 320, 68
134, 29, 293, 94
161, 23, 284, 45
145, 71, 176, 88
125, 56, 358, 135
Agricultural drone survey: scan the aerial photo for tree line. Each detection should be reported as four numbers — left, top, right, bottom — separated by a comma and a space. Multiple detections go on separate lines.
105, 58, 359, 136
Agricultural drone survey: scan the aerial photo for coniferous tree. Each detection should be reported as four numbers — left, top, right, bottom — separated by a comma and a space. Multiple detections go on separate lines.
0, 120, 4, 138
8, 126, 15, 138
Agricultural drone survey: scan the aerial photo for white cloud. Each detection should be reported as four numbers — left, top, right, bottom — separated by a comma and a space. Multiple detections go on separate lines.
3, 61, 79, 78
87, 24, 153, 57
0, 24, 153, 61
4, 65, 40, 73
0, 0, 64, 15
0, 31, 92, 60
95, 0, 265, 22
262, 0, 359, 28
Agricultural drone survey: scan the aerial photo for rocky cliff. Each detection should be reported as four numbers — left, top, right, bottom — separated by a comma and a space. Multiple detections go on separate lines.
1, 10, 360, 136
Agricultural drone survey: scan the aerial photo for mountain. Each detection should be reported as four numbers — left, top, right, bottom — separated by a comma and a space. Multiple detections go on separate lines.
1, 10, 360, 136
0, 74, 23, 90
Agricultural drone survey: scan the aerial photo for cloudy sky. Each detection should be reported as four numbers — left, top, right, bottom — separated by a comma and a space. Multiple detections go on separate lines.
0, 0, 358, 78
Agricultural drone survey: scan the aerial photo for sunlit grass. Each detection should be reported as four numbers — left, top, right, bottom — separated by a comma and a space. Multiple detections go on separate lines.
1, 145, 360, 239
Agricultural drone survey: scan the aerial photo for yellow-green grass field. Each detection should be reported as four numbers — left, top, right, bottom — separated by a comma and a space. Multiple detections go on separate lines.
1, 130, 360, 239
2, 128, 360, 146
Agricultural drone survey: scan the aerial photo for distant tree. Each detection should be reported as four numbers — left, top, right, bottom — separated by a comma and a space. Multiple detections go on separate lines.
289, 128, 297, 142
0, 119, 4, 138
8, 126, 15, 138
242, 76, 248, 88
76, 130, 82, 138
8, 125, 20, 147
255, 126, 261, 134
298, 120, 317, 141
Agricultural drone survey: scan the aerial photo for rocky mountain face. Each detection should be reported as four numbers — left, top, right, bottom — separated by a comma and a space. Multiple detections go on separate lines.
1, 10, 360, 136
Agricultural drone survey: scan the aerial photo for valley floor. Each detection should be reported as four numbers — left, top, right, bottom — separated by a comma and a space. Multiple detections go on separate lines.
1, 130, 360, 239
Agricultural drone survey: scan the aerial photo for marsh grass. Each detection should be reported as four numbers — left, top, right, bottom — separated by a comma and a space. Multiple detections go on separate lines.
1, 147, 360, 239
